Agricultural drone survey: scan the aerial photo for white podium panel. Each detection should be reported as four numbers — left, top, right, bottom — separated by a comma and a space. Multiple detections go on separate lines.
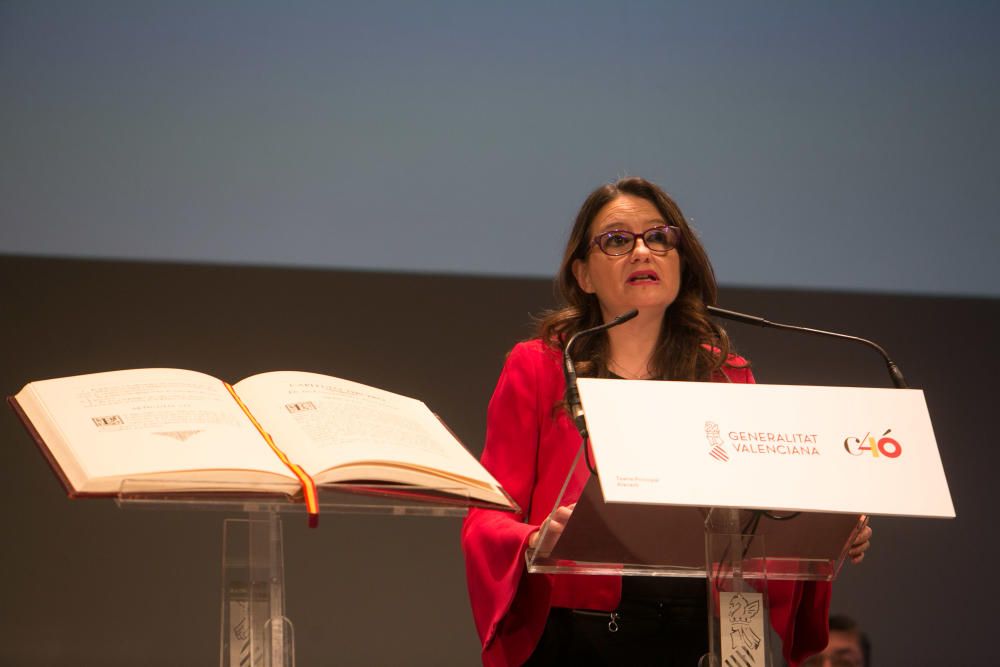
577, 378, 954, 518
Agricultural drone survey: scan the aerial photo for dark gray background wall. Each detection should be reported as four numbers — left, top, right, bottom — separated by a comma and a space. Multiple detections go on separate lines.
1, 255, 995, 665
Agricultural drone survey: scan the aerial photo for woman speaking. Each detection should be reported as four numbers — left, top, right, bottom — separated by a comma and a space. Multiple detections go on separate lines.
461, 177, 871, 666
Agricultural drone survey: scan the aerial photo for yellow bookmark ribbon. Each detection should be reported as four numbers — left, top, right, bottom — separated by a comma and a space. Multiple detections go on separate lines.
224, 382, 319, 527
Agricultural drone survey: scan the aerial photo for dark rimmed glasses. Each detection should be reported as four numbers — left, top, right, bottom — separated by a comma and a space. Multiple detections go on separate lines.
589, 225, 681, 256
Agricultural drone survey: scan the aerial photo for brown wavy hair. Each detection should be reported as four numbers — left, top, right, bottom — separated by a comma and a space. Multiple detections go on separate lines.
537, 176, 742, 381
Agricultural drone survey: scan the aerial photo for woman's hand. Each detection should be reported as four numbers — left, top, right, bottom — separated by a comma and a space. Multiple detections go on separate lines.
527, 504, 575, 558
848, 516, 873, 564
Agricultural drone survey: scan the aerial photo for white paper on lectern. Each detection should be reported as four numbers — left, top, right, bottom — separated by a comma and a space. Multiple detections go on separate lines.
577, 378, 954, 518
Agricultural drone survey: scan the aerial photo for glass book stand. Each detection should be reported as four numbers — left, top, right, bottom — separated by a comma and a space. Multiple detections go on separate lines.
117, 479, 503, 667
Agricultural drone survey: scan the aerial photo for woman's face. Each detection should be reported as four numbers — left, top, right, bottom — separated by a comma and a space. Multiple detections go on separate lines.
571, 194, 682, 322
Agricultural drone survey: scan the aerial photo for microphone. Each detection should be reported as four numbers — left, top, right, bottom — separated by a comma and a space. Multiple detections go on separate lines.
707, 305, 909, 389
563, 309, 639, 439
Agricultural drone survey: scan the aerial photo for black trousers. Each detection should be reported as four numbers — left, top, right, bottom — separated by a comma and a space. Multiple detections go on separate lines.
524, 579, 709, 667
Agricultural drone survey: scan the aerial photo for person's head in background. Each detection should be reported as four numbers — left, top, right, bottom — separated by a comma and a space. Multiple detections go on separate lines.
803, 614, 871, 667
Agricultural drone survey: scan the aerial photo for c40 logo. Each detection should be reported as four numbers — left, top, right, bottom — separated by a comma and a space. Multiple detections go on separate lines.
844, 428, 902, 458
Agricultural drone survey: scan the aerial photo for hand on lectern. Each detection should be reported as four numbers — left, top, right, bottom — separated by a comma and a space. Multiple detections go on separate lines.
848, 517, 873, 564
527, 504, 575, 558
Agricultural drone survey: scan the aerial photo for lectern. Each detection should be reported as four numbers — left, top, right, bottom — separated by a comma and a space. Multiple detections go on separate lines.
528, 377, 954, 666
117, 480, 511, 667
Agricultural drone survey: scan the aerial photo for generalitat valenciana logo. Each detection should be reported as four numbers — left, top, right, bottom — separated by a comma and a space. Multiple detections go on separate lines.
704, 421, 729, 462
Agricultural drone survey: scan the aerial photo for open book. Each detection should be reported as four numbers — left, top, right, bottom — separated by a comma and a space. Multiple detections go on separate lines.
10, 369, 515, 516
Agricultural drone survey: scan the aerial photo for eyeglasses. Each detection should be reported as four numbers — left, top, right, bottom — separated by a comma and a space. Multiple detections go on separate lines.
589, 225, 681, 256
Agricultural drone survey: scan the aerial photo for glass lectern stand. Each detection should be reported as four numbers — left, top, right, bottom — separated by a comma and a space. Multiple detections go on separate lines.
117, 479, 501, 667
526, 446, 865, 667
220, 511, 293, 667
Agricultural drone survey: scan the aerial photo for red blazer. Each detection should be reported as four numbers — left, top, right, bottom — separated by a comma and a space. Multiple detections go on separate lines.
461, 339, 831, 667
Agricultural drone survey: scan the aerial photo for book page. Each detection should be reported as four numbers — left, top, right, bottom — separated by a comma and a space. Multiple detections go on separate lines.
19, 369, 292, 492
234, 371, 500, 490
